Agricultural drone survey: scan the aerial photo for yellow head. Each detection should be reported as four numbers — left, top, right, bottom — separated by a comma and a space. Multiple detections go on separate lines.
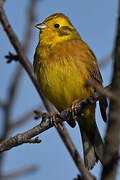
36, 13, 80, 46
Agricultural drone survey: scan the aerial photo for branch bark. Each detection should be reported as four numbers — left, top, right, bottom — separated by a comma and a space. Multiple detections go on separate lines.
0, 96, 100, 153
0, 99, 97, 179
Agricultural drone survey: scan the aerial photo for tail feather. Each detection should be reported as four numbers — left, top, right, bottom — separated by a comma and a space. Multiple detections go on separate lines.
80, 128, 97, 170
93, 122, 104, 163
69, 96, 107, 169
79, 122, 104, 169
99, 96, 108, 122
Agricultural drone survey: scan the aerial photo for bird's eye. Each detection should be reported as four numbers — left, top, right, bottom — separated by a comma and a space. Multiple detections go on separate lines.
54, 24, 60, 28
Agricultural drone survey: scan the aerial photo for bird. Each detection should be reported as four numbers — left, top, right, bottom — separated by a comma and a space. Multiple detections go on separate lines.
33, 13, 107, 169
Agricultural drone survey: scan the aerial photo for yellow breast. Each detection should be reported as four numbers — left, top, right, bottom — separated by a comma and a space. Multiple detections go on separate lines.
34, 40, 94, 111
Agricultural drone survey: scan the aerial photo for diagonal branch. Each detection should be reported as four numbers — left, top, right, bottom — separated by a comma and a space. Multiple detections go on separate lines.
0, 97, 98, 153
0, 98, 98, 179
87, 80, 117, 101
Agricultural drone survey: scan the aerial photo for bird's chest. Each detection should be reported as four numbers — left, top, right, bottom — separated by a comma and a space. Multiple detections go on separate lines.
38, 59, 93, 111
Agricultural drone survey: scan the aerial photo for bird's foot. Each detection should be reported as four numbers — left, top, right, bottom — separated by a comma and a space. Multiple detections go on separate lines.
71, 99, 80, 120
51, 111, 62, 128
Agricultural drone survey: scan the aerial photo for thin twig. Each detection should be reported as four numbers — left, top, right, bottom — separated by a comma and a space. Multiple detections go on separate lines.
87, 80, 117, 101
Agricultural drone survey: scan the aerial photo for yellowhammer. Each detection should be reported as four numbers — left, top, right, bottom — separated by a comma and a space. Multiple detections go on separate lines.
33, 13, 107, 169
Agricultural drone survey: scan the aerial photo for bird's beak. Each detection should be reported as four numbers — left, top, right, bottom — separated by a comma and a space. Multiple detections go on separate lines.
35, 23, 48, 30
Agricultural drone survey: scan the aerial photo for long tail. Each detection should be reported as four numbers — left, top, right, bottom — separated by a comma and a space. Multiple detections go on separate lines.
79, 123, 104, 169
78, 104, 104, 169
80, 127, 97, 169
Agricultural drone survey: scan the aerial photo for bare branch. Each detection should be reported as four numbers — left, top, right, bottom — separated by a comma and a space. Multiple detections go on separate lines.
87, 80, 117, 101
0, 93, 105, 153
0, 121, 50, 152
0, 96, 101, 179
0, 91, 110, 179
0, 130, 42, 152
101, 2, 120, 179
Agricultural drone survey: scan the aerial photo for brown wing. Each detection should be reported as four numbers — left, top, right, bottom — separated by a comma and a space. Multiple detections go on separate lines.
83, 47, 103, 84
69, 39, 107, 122
84, 43, 108, 122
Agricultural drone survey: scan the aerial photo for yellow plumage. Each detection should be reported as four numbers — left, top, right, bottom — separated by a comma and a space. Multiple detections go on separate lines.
34, 13, 107, 169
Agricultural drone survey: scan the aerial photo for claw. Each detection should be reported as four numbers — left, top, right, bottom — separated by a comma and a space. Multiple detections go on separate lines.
51, 112, 63, 128
71, 99, 80, 120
